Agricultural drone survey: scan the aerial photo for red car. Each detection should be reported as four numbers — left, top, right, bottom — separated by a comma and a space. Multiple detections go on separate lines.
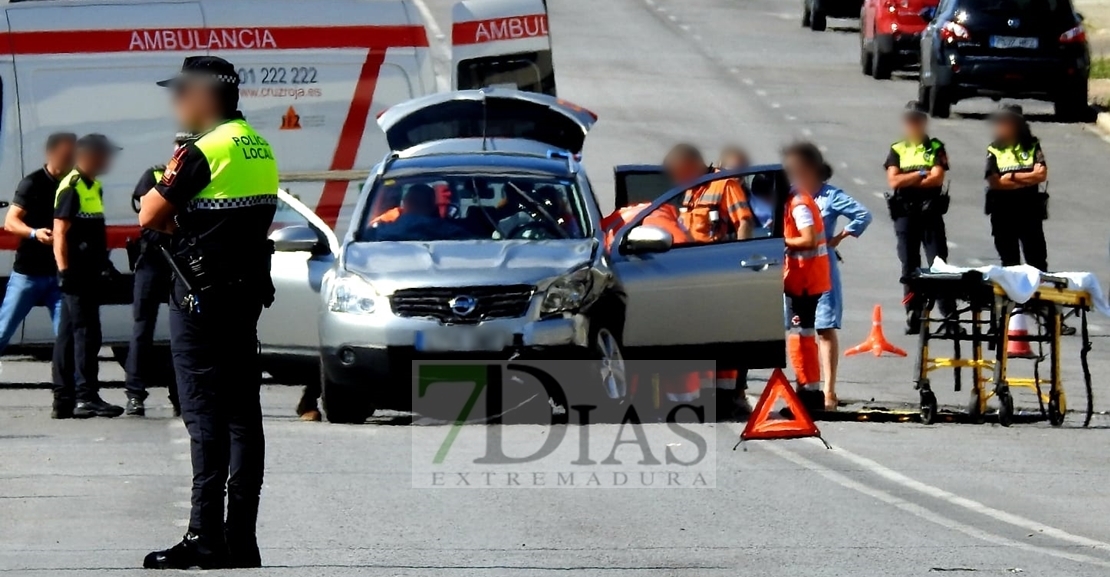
860, 0, 939, 79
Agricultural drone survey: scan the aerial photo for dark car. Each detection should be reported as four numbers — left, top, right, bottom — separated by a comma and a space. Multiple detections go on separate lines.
918, 0, 1090, 119
803, 0, 864, 31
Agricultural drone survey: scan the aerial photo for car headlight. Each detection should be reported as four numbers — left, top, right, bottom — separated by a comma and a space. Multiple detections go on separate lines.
327, 273, 379, 315
541, 268, 593, 314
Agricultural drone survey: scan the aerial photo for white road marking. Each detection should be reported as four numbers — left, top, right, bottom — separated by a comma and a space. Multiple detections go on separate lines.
968, 257, 985, 266
174, 501, 191, 509
680, 24, 691, 31
851, 177, 867, 186
171, 437, 188, 445
755, 89, 767, 97
817, 144, 828, 153
668, 14, 677, 21
173, 519, 190, 528
784, 115, 796, 121
771, 102, 781, 109
761, 442, 1110, 569
947, 241, 959, 249
801, 128, 813, 137
830, 443, 1110, 554
742, 78, 754, 85
839, 162, 849, 169
1089, 324, 1103, 332
872, 191, 886, 199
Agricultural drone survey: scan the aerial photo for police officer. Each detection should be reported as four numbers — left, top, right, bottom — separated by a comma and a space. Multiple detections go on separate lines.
51, 134, 124, 419
124, 132, 192, 417
140, 56, 278, 570
984, 104, 1049, 272
884, 101, 951, 334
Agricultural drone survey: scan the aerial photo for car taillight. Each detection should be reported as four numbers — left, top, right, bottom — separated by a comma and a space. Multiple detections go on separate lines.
1059, 25, 1086, 44
940, 21, 970, 43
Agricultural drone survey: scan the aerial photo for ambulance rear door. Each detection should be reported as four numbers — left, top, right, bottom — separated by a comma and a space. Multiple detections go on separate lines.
0, 11, 23, 342
6, 1, 206, 345
450, 0, 556, 95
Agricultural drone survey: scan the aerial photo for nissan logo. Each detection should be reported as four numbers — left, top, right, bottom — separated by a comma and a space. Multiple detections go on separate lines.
448, 295, 478, 316
1008, 18, 1020, 28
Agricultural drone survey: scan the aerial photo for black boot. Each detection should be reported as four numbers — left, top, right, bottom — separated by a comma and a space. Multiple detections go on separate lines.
51, 400, 74, 420
144, 532, 228, 570
226, 532, 262, 568
74, 397, 125, 418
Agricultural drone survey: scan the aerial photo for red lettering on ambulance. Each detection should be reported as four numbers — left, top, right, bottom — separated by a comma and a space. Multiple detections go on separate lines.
458, 15, 548, 45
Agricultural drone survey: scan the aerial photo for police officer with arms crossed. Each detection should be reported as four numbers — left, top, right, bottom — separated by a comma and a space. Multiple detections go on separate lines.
140, 56, 278, 570
124, 132, 192, 417
884, 101, 951, 334
984, 104, 1049, 271
52, 135, 125, 419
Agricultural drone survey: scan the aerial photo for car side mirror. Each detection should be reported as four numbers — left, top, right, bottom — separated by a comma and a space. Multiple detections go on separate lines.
270, 224, 327, 254
919, 7, 936, 21
622, 225, 673, 254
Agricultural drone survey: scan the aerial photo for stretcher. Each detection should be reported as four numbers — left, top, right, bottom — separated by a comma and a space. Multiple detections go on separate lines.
907, 270, 1094, 427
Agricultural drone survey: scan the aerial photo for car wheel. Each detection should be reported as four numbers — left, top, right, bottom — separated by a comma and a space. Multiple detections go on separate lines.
871, 43, 893, 80
802, 1, 812, 27
594, 326, 628, 402
928, 84, 951, 118
1054, 85, 1090, 123
860, 34, 874, 75
321, 364, 375, 424
809, 4, 827, 31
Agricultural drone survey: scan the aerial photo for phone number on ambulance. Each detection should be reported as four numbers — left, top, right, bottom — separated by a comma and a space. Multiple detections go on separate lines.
236, 67, 318, 85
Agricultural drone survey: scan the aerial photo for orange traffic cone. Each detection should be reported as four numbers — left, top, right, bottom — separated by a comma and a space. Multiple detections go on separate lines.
1006, 312, 1037, 358
845, 305, 907, 357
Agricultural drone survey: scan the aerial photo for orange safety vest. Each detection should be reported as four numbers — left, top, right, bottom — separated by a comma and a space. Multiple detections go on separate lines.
371, 206, 402, 226
783, 191, 831, 297
602, 203, 693, 251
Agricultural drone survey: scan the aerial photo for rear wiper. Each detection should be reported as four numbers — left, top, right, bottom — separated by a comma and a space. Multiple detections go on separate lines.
506, 182, 569, 239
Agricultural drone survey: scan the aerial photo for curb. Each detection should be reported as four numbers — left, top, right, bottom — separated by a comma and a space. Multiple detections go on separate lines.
1097, 111, 1110, 135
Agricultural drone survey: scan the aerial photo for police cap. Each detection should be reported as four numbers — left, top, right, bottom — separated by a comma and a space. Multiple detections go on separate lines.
903, 100, 928, 119
76, 133, 122, 154
157, 56, 240, 88
991, 103, 1024, 122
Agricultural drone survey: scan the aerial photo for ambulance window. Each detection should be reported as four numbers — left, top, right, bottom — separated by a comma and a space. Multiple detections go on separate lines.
457, 50, 556, 96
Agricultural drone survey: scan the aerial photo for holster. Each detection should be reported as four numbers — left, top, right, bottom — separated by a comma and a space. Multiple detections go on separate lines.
125, 238, 142, 272
172, 240, 276, 307
885, 192, 908, 219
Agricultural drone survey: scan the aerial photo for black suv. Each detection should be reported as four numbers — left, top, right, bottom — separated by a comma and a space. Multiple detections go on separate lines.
919, 0, 1090, 119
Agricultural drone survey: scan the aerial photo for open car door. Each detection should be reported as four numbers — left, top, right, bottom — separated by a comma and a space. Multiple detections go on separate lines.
609, 166, 789, 370
258, 190, 339, 358
377, 88, 595, 153
451, 0, 556, 95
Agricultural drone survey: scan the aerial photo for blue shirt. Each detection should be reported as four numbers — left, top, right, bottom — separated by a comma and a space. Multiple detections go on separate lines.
812, 183, 872, 289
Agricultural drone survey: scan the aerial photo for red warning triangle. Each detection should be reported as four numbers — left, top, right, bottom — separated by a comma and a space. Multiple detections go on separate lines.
741, 368, 822, 442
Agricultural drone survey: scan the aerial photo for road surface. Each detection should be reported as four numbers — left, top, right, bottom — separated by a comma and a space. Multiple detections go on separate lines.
4, 0, 1110, 575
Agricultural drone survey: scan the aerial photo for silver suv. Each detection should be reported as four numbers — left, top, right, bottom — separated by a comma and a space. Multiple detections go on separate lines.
316, 90, 789, 423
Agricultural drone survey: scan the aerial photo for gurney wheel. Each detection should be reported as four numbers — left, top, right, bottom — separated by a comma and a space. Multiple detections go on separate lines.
997, 390, 1014, 427
1048, 397, 1065, 427
920, 390, 938, 425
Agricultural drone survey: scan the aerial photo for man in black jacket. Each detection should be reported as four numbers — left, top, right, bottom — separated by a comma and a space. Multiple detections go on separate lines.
124, 132, 192, 417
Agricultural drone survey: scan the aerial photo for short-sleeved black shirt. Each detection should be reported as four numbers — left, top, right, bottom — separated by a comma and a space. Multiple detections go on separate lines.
54, 172, 107, 279
11, 168, 61, 276
134, 166, 172, 247
155, 116, 277, 275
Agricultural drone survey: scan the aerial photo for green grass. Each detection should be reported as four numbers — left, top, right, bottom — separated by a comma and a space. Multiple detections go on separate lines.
1091, 56, 1110, 80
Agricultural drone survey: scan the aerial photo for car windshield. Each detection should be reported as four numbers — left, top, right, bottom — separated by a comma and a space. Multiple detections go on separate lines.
357, 173, 590, 242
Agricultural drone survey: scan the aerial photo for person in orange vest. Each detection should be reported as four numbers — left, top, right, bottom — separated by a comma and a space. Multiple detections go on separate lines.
663, 143, 754, 244
601, 202, 692, 252
781, 142, 833, 405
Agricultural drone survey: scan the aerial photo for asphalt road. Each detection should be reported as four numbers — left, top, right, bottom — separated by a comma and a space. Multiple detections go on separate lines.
5, 0, 1110, 575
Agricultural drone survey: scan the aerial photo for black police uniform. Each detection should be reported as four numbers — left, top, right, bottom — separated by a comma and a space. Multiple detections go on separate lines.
145, 56, 278, 571
124, 166, 178, 414
884, 135, 951, 329
52, 167, 123, 418
985, 139, 1049, 271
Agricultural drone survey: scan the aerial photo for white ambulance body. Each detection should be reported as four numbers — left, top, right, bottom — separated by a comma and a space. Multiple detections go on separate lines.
0, 0, 556, 357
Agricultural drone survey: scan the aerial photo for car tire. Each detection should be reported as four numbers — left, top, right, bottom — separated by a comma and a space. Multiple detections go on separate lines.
809, 4, 827, 31
927, 84, 952, 118
871, 43, 893, 80
1054, 85, 1090, 123
583, 324, 630, 423
321, 364, 375, 424
860, 34, 874, 75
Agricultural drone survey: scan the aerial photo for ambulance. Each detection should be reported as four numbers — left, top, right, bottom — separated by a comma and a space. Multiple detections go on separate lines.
0, 0, 557, 372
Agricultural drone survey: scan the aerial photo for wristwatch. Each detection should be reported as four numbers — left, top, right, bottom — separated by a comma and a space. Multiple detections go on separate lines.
918, 169, 928, 178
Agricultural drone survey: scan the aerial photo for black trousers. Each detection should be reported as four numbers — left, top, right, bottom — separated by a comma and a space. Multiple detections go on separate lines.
52, 290, 102, 405
125, 250, 175, 402
895, 213, 951, 315
991, 213, 1048, 272
170, 281, 265, 540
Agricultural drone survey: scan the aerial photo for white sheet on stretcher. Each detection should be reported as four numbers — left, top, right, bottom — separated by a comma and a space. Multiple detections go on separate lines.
929, 258, 1110, 318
